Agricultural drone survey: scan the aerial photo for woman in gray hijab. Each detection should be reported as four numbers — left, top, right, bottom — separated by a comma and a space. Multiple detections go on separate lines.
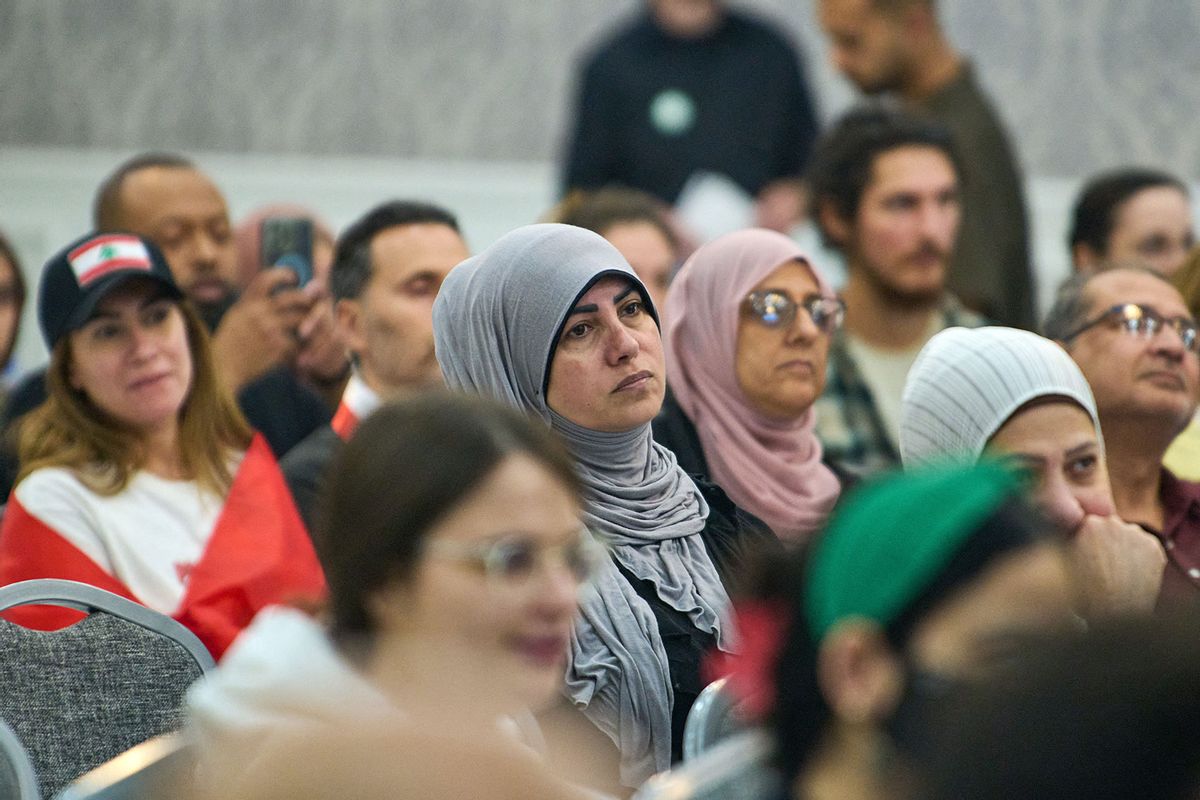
433, 223, 776, 786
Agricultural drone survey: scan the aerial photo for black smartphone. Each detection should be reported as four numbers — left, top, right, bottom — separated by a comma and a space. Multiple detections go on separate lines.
260, 217, 314, 288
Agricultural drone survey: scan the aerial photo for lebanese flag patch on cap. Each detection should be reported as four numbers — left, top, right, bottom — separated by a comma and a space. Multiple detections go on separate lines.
67, 235, 153, 287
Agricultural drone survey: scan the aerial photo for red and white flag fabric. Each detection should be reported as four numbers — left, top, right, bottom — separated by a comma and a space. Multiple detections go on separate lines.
0, 435, 326, 660
67, 235, 154, 287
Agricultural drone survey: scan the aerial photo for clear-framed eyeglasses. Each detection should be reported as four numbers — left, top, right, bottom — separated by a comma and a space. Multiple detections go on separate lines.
743, 290, 845, 334
425, 528, 608, 591
1061, 302, 1199, 353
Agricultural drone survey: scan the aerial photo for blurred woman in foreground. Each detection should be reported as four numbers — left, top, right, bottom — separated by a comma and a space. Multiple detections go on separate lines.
189, 392, 601, 794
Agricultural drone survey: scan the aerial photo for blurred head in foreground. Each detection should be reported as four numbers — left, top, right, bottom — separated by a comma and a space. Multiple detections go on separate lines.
318, 392, 592, 717
728, 462, 1074, 800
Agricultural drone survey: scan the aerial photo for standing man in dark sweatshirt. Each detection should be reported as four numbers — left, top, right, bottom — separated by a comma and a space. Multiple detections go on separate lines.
818, 0, 1035, 329
563, 0, 820, 233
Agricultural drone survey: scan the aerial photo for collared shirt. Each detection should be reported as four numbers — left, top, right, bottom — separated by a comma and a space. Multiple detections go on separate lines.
813, 296, 984, 480
1154, 468, 1200, 604
330, 372, 382, 440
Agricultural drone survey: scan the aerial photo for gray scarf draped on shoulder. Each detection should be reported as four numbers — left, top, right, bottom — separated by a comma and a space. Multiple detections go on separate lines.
432, 223, 733, 785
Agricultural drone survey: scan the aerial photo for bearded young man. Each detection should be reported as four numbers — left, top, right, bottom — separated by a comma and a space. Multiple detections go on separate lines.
817, 0, 1033, 329
809, 107, 983, 479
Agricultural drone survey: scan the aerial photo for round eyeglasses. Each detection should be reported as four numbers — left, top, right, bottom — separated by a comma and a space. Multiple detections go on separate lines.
1061, 303, 1199, 353
425, 528, 608, 590
743, 290, 845, 333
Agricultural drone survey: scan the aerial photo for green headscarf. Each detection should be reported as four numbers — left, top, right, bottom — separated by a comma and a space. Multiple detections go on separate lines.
804, 461, 1023, 640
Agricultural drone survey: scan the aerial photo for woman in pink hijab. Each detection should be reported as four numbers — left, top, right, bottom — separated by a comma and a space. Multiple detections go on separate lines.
655, 229, 842, 541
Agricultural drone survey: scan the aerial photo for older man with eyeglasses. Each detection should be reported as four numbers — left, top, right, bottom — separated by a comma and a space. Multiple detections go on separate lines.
1045, 266, 1200, 605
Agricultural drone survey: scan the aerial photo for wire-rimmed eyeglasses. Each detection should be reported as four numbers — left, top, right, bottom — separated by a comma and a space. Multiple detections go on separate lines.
1060, 303, 1199, 353
743, 290, 845, 333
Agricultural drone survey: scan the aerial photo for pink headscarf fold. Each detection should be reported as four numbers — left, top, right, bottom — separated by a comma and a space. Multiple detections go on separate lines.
663, 229, 841, 541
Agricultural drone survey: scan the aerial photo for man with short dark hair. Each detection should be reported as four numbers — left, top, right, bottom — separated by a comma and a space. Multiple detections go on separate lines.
809, 107, 982, 479
817, 0, 1033, 328
1046, 267, 1200, 603
281, 200, 469, 529
1068, 168, 1194, 277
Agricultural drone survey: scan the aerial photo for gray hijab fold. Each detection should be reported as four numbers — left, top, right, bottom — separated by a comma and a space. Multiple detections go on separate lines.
433, 223, 733, 785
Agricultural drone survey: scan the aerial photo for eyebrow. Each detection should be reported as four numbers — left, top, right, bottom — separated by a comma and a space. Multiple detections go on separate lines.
1001, 452, 1044, 469
1065, 442, 1097, 459
566, 285, 637, 317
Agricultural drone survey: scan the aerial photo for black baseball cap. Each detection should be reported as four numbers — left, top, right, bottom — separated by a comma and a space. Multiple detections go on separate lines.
38, 231, 183, 349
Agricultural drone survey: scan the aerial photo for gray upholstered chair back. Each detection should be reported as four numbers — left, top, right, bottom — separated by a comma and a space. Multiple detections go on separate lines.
0, 580, 214, 799
0, 718, 39, 800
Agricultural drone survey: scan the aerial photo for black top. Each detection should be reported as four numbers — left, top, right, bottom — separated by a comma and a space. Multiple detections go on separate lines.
234, 367, 331, 458
653, 388, 858, 494
652, 388, 711, 479
616, 476, 778, 763
279, 424, 342, 535
562, 8, 820, 203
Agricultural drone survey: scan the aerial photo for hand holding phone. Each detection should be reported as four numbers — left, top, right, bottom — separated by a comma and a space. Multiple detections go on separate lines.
260, 217, 314, 288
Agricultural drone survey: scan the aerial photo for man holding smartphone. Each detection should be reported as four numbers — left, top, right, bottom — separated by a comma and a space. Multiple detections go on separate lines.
0, 155, 347, 498
281, 200, 469, 531
93, 154, 349, 397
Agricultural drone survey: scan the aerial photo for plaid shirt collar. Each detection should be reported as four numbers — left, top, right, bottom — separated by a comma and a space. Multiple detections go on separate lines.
814, 296, 984, 480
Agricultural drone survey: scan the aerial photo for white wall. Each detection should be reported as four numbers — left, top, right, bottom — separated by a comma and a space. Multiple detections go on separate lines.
11, 145, 1197, 378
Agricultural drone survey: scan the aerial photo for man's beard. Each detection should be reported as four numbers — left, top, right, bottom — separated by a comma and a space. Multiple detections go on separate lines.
191, 291, 238, 332
857, 252, 946, 312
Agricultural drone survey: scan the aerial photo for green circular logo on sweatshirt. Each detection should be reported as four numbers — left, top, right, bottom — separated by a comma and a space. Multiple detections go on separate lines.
649, 89, 696, 137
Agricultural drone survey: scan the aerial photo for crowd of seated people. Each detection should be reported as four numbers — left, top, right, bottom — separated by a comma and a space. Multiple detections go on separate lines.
0, 3, 1198, 797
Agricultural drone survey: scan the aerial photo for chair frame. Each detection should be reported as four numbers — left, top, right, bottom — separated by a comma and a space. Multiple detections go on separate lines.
0, 579, 215, 672
51, 732, 193, 800
633, 730, 773, 800
0, 718, 39, 800
682, 676, 736, 760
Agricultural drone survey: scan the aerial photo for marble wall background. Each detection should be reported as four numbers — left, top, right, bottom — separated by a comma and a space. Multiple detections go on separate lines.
3, 0, 1198, 179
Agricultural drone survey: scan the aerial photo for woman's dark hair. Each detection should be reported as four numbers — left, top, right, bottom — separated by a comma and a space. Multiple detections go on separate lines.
316, 391, 582, 646
767, 497, 1048, 785
1068, 168, 1189, 258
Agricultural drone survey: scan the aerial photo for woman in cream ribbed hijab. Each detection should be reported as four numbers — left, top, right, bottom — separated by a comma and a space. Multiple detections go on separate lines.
432, 223, 775, 786
900, 326, 1165, 614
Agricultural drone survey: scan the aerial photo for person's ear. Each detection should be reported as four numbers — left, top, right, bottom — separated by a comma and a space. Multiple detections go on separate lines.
336, 298, 367, 357
367, 576, 416, 636
818, 200, 853, 250
1072, 243, 1102, 273
816, 619, 905, 724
